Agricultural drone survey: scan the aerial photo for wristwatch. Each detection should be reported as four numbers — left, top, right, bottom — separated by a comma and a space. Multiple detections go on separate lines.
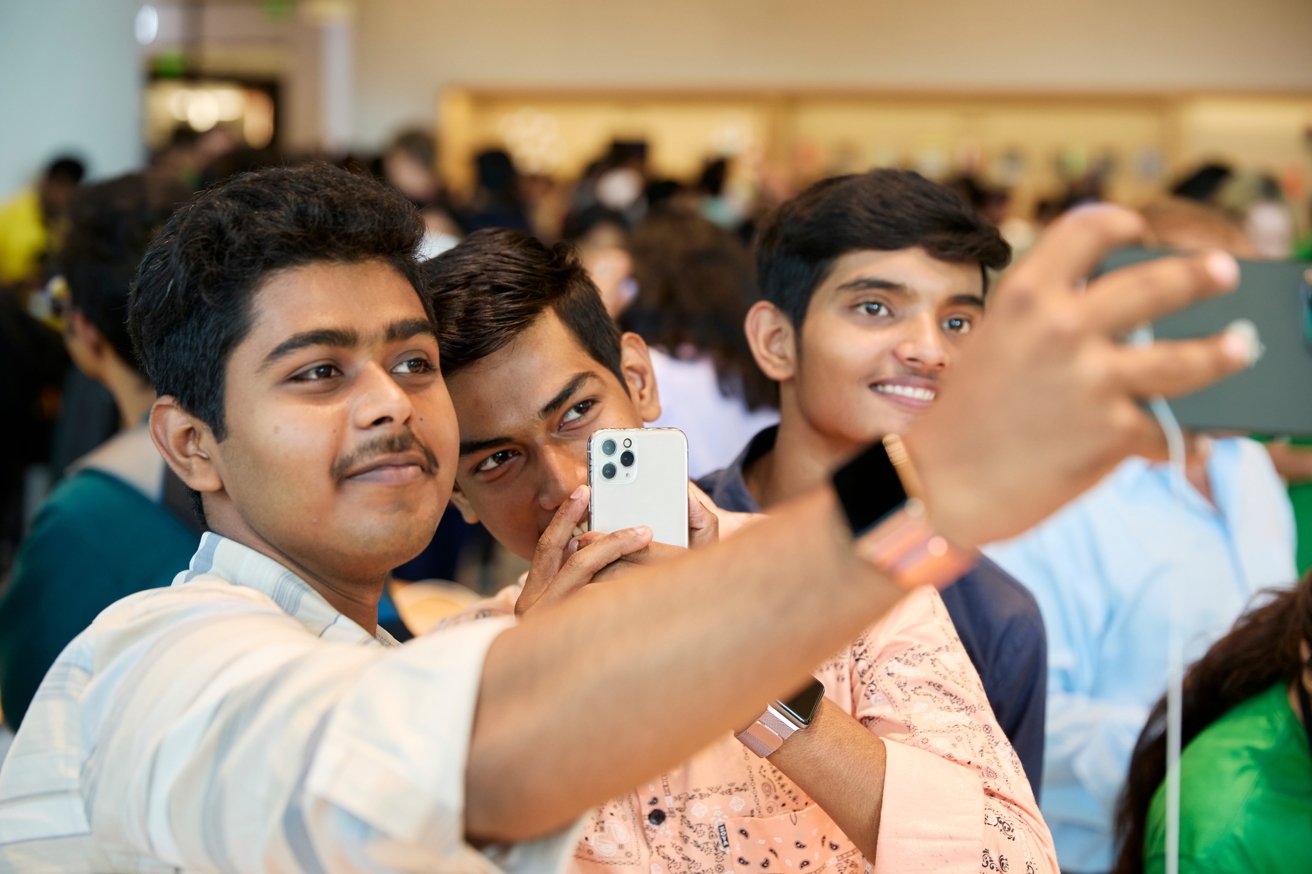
831, 434, 976, 590
735, 678, 826, 758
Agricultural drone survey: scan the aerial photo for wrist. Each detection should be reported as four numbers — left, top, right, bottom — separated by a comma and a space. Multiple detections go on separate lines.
897, 426, 981, 550
832, 435, 977, 589
735, 678, 826, 758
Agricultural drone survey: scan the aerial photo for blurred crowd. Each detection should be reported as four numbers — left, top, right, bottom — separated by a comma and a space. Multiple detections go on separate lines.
0, 119, 1310, 874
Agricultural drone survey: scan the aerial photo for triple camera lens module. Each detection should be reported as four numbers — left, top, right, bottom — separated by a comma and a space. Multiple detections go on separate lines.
599, 435, 635, 480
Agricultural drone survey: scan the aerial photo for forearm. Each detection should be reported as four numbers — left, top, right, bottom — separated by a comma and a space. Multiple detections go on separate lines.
766, 698, 886, 862
467, 487, 906, 842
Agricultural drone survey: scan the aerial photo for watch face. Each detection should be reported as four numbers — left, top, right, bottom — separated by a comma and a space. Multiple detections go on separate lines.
833, 442, 907, 535
778, 678, 826, 726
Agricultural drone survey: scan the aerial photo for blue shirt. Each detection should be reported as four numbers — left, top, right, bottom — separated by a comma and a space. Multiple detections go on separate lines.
699, 425, 1049, 797
985, 437, 1297, 873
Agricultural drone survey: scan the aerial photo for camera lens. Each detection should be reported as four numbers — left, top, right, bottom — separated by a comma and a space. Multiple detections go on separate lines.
619, 450, 635, 467
601, 439, 617, 456
602, 462, 617, 479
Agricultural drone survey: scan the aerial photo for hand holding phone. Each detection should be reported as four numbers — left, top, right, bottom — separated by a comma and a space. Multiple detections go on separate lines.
588, 428, 690, 547
1099, 248, 1312, 435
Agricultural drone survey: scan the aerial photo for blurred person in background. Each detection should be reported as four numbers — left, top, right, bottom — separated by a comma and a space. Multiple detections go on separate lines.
1113, 572, 1312, 874
0, 173, 199, 729
0, 155, 84, 292
622, 206, 778, 477
1138, 198, 1312, 575
0, 286, 67, 579
562, 204, 635, 319
461, 147, 532, 233
381, 127, 462, 259
984, 197, 1298, 873
696, 156, 744, 231
1216, 172, 1296, 260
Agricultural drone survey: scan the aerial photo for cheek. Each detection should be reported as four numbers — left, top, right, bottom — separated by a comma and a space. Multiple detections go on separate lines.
223, 412, 340, 503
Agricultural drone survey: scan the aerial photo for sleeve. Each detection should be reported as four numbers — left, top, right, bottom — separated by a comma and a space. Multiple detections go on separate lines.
76, 586, 576, 873
945, 558, 1049, 795
841, 587, 1058, 874
987, 524, 1142, 831
996, 596, 1048, 796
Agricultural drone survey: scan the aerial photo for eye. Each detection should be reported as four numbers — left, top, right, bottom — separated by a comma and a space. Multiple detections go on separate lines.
857, 300, 890, 317
560, 398, 596, 426
474, 448, 520, 474
392, 356, 436, 375
943, 315, 974, 335
291, 363, 341, 382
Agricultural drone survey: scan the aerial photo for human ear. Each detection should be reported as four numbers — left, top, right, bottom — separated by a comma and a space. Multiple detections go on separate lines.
744, 301, 797, 383
618, 331, 661, 422
149, 396, 223, 496
449, 481, 481, 525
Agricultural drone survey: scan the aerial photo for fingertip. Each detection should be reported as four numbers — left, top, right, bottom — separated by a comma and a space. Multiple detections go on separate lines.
1204, 251, 1239, 289
1221, 318, 1263, 367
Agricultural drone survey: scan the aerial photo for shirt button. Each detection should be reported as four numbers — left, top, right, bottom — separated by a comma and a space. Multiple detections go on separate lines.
647, 808, 666, 826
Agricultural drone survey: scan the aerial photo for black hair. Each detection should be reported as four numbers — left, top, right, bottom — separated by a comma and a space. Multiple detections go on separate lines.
44, 155, 86, 185
1113, 574, 1312, 874
754, 169, 1011, 327
128, 162, 427, 441
424, 228, 624, 387
61, 173, 188, 375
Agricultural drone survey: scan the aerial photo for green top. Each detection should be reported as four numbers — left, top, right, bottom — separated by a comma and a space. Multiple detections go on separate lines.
0, 469, 197, 727
1145, 682, 1312, 873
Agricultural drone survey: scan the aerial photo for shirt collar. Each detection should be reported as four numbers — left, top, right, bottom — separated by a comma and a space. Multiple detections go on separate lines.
174, 531, 400, 647
701, 425, 778, 514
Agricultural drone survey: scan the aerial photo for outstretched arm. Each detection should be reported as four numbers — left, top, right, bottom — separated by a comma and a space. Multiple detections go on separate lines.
465, 206, 1252, 842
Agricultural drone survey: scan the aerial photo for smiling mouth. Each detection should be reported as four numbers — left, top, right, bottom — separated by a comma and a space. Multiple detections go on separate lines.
872, 383, 937, 403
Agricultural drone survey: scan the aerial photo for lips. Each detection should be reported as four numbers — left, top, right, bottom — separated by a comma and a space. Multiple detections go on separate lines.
340, 450, 435, 484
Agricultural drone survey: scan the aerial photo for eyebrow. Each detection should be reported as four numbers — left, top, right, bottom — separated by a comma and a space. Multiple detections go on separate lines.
458, 371, 597, 457
835, 276, 985, 308
259, 318, 438, 372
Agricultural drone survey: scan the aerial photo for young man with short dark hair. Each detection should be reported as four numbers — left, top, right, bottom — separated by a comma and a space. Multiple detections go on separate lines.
0, 162, 1253, 873
427, 227, 1036, 871
699, 168, 1049, 787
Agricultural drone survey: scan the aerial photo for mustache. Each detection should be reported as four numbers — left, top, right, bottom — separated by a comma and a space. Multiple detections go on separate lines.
331, 431, 438, 481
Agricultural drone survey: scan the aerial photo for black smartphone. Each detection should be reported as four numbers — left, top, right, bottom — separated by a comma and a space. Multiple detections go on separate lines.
1099, 248, 1312, 435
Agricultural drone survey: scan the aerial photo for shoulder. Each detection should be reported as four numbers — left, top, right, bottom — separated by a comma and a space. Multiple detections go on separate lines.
940, 557, 1046, 653
1147, 687, 1302, 867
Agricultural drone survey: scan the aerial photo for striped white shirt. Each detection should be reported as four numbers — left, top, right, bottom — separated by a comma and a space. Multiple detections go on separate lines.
0, 532, 577, 873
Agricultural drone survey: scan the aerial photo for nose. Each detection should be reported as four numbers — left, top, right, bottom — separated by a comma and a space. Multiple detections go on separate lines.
892, 314, 950, 373
352, 362, 414, 430
535, 442, 588, 514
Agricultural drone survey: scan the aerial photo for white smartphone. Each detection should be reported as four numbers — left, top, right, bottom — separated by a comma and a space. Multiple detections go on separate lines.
588, 427, 689, 548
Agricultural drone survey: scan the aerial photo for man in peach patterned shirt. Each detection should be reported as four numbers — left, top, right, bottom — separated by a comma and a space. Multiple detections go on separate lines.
423, 227, 1056, 873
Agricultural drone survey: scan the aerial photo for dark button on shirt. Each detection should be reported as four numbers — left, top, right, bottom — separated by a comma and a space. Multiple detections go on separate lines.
647, 808, 666, 826
698, 425, 1048, 797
